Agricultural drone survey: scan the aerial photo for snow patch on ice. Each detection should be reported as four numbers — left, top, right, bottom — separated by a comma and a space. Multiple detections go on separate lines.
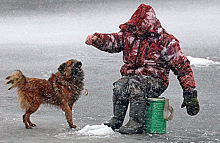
54, 124, 120, 139
187, 56, 220, 67
76, 123, 115, 136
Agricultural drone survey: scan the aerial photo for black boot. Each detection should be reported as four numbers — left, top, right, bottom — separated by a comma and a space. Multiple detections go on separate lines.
118, 100, 146, 134
104, 94, 129, 130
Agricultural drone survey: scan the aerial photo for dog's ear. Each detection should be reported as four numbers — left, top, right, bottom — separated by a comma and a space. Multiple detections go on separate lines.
58, 63, 66, 74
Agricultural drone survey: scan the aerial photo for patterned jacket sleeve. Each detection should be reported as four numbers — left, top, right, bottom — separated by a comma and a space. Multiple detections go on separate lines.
91, 31, 124, 53
166, 38, 196, 91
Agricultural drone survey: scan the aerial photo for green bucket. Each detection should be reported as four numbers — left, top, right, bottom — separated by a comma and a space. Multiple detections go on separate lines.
144, 98, 166, 134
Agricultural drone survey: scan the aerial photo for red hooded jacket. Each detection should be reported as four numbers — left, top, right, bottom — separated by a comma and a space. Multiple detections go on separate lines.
92, 4, 195, 91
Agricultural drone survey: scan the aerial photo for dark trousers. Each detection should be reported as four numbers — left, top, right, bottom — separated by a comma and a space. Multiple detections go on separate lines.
113, 75, 166, 102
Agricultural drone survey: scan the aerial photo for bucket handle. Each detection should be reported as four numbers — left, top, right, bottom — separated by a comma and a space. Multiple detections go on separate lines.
163, 98, 174, 121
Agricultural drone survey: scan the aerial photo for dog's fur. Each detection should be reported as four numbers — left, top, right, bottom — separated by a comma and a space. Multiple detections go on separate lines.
5, 59, 84, 129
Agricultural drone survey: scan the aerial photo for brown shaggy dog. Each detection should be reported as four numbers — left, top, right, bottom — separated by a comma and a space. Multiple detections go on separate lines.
5, 59, 85, 129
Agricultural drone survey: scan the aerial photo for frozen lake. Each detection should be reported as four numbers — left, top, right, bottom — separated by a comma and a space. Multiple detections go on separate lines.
0, 0, 220, 142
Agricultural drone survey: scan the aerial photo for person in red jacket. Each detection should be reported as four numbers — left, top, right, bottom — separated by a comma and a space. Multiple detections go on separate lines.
85, 4, 199, 134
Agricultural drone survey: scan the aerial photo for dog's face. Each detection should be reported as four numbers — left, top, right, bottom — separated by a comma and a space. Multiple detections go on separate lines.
58, 59, 84, 80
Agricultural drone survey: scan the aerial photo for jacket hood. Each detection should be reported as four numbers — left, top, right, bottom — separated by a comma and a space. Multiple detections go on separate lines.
119, 4, 163, 34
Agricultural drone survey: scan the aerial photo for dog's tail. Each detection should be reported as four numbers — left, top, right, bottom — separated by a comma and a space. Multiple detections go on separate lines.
5, 70, 26, 90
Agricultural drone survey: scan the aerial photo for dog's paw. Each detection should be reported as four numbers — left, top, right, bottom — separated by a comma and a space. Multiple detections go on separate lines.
30, 123, 37, 127
25, 125, 33, 129
69, 124, 77, 128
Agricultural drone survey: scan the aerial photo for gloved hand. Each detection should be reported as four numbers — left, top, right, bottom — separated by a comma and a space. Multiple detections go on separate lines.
181, 90, 200, 116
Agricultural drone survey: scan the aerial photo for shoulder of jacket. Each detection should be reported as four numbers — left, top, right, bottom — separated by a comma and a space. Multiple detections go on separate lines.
160, 33, 179, 47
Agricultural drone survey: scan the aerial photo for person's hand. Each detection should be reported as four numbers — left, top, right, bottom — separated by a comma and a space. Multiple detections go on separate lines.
181, 90, 200, 116
85, 35, 97, 45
